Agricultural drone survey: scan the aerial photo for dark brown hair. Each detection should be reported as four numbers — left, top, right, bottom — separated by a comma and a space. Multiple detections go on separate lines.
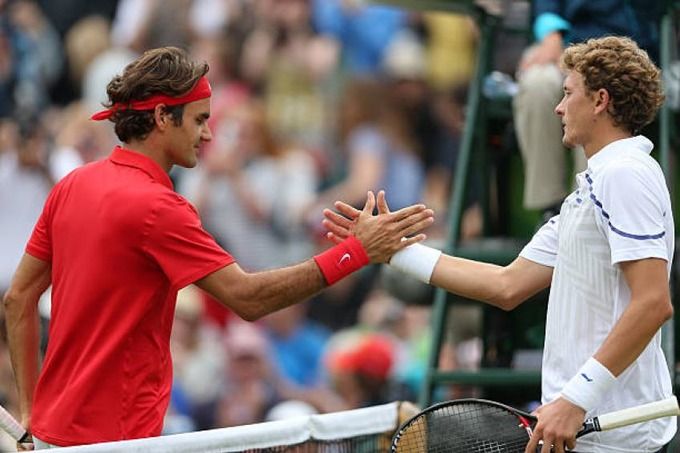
104, 46, 209, 142
561, 36, 664, 135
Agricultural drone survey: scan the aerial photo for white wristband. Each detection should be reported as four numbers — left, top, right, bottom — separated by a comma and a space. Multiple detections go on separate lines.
389, 243, 442, 284
560, 357, 616, 413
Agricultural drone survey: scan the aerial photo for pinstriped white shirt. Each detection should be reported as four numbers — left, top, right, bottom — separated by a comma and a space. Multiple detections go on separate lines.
520, 136, 676, 452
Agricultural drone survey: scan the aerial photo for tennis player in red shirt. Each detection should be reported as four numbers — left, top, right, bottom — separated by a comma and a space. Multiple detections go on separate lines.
2, 47, 434, 449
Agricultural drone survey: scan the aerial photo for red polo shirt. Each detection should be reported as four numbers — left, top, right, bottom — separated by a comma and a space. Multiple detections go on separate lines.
26, 146, 234, 446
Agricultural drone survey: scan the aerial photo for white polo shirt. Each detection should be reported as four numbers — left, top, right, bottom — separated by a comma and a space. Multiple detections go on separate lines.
520, 136, 676, 452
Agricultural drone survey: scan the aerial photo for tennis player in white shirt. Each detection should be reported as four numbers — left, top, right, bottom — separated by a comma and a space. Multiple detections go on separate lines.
323, 36, 675, 453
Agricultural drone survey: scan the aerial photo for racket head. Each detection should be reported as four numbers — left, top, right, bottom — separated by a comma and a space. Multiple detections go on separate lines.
391, 398, 537, 453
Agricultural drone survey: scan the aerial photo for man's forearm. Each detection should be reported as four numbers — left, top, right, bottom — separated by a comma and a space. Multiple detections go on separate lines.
198, 259, 329, 321
594, 294, 672, 377
427, 255, 552, 310
387, 243, 553, 310
3, 291, 41, 425
596, 259, 674, 376
240, 260, 329, 319
560, 292, 671, 413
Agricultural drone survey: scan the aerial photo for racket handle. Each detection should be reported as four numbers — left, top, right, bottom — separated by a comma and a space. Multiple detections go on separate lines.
597, 396, 680, 431
0, 404, 27, 442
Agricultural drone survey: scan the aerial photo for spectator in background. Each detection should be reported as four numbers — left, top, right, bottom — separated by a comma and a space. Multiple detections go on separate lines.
63, 16, 111, 98
189, 28, 251, 150
110, 0, 193, 53
0, 120, 54, 294
305, 77, 425, 331
238, 0, 338, 154
325, 332, 408, 409
2, 0, 62, 121
214, 321, 281, 427
357, 286, 434, 402
421, 11, 477, 93
59, 14, 129, 165
260, 304, 349, 414
261, 304, 330, 390
312, 77, 425, 213
311, 0, 407, 75
71, 12, 138, 116
170, 285, 225, 431
381, 29, 480, 240
183, 99, 319, 271
0, 0, 15, 118
513, 0, 662, 222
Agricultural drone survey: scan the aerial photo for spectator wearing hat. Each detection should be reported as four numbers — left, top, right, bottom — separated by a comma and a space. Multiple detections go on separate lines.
326, 333, 410, 409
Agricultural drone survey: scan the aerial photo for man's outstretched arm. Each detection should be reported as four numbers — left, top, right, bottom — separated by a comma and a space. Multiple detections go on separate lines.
196, 191, 435, 320
4, 253, 51, 442
323, 198, 553, 310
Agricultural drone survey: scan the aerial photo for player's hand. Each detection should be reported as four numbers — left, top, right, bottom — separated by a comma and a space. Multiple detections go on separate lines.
518, 32, 563, 72
322, 191, 430, 245
322, 200, 361, 244
525, 397, 585, 453
17, 439, 34, 451
16, 430, 34, 451
340, 191, 434, 263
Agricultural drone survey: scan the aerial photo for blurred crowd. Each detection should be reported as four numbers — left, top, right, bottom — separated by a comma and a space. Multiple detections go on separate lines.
0, 0, 518, 446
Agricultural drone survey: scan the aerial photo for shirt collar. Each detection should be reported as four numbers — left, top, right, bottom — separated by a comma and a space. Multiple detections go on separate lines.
587, 135, 653, 173
109, 146, 173, 189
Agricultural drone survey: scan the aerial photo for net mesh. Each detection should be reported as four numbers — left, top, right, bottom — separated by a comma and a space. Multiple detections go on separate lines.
47, 402, 401, 453
391, 400, 532, 452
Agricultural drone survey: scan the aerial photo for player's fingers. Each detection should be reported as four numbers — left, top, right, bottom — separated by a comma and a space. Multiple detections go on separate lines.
322, 208, 353, 229
326, 232, 345, 245
391, 203, 427, 221
322, 219, 351, 239
524, 437, 538, 453
397, 216, 435, 238
396, 209, 434, 229
398, 234, 427, 249
376, 190, 390, 215
334, 201, 361, 219
525, 427, 542, 453
361, 191, 375, 215
540, 437, 553, 453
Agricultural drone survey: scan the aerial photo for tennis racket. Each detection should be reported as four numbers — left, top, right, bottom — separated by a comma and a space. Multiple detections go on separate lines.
391, 396, 680, 452
0, 403, 29, 444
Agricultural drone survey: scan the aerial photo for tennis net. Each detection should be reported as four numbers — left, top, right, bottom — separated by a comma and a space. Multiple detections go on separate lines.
47, 402, 414, 452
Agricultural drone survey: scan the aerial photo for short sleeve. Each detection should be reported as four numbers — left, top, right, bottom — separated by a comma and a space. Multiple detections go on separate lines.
591, 163, 669, 264
26, 185, 59, 262
144, 193, 235, 289
519, 215, 560, 267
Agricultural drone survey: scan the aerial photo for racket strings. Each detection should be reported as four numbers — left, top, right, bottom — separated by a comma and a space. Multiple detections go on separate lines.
393, 402, 532, 452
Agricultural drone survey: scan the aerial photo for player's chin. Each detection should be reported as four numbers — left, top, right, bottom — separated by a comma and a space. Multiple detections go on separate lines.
180, 153, 199, 168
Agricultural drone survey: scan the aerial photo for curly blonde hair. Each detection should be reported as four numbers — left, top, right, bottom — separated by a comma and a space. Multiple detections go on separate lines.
561, 36, 664, 135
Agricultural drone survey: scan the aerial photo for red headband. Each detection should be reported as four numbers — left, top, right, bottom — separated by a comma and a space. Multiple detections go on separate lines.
91, 76, 212, 121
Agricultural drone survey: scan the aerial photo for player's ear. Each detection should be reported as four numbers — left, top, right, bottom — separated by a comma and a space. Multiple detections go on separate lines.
593, 88, 610, 115
154, 104, 170, 130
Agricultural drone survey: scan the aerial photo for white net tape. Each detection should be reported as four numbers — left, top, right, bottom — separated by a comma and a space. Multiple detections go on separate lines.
45, 402, 399, 452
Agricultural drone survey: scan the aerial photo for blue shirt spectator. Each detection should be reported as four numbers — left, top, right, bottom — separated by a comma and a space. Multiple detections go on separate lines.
312, 0, 407, 74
